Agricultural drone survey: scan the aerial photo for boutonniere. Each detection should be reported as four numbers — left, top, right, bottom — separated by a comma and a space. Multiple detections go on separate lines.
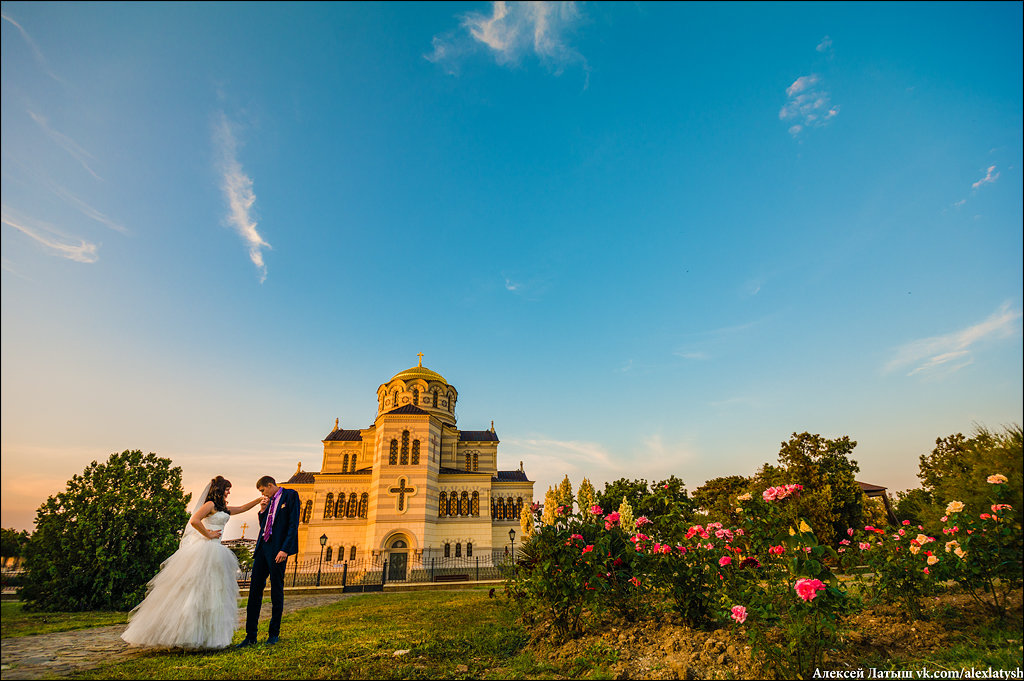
280, 503, 287, 508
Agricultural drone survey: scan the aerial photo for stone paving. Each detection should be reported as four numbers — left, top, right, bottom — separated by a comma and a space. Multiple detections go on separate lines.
0, 594, 354, 680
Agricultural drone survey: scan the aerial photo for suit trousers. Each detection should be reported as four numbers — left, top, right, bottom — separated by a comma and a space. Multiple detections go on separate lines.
246, 542, 288, 639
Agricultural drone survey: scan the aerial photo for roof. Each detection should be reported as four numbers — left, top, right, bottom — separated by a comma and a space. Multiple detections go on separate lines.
324, 429, 364, 441
459, 430, 498, 442
286, 471, 316, 484
857, 481, 888, 496
384, 405, 432, 416
493, 470, 530, 482
389, 363, 448, 385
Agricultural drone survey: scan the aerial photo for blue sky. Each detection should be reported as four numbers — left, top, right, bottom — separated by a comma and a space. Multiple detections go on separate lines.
3, 2, 1021, 538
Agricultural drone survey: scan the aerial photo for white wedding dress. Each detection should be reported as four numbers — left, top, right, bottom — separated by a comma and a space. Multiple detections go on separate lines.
121, 511, 240, 649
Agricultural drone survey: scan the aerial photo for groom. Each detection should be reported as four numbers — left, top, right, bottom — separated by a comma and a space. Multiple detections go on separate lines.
238, 475, 300, 647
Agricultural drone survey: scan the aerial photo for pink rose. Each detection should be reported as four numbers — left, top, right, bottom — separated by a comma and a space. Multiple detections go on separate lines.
794, 578, 826, 602
902, 520, 911, 526
730, 605, 747, 624
582, 545, 594, 554
629, 576, 641, 587
589, 504, 603, 516
719, 556, 732, 567
762, 487, 778, 502
635, 516, 652, 527
768, 544, 785, 556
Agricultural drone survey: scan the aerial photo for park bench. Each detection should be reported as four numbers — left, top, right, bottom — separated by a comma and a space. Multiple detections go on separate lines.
237, 580, 251, 588
434, 574, 470, 583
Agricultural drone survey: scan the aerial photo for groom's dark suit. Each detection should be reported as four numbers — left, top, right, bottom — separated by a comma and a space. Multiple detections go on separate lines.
245, 486, 300, 641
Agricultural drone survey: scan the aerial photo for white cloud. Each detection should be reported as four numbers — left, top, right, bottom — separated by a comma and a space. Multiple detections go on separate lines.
504, 277, 521, 291
1, 12, 63, 83
971, 165, 999, 190
816, 35, 833, 53
28, 111, 102, 180
1, 208, 99, 263
213, 113, 270, 283
674, 351, 710, 360
884, 303, 1021, 377
780, 73, 840, 137
48, 182, 128, 234
427, 1, 587, 77
952, 199, 966, 208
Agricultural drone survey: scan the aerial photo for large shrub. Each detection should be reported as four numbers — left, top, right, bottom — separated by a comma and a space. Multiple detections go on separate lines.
20, 450, 189, 611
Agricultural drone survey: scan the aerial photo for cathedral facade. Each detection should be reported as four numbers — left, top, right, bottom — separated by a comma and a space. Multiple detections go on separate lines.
283, 358, 533, 569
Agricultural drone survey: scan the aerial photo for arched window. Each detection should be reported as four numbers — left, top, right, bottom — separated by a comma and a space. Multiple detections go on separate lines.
401, 430, 410, 465
455, 542, 462, 558
359, 493, 368, 518
472, 452, 479, 471
350, 546, 357, 561
389, 439, 398, 465
302, 499, 313, 523
432, 390, 438, 407
438, 491, 447, 517
392, 389, 399, 407
343, 453, 349, 471
517, 497, 524, 518
467, 542, 473, 557
471, 491, 480, 516
465, 452, 471, 471
444, 543, 451, 558
447, 492, 457, 517
507, 497, 515, 520
411, 440, 420, 465
460, 491, 469, 516
497, 497, 506, 520
325, 546, 333, 562
490, 497, 495, 518
412, 388, 419, 405
324, 493, 335, 519
347, 493, 358, 518
448, 392, 455, 412
334, 495, 344, 518
350, 454, 357, 472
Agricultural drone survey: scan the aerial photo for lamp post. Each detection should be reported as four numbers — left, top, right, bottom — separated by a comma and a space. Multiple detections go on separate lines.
508, 528, 516, 574
316, 534, 328, 587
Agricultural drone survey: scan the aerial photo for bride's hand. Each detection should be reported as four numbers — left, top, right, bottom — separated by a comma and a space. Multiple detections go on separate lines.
209, 529, 222, 539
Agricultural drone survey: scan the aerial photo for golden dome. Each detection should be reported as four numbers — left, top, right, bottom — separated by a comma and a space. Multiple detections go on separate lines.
388, 354, 447, 385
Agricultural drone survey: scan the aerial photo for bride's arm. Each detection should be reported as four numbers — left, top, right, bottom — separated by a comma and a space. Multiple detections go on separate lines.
227, 496, 263, 515
190, 501, 221, 539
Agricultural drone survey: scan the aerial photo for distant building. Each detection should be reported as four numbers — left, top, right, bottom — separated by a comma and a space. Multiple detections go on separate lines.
282, 357, 534, 574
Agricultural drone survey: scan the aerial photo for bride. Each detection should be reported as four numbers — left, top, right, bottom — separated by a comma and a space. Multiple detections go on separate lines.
121, 476, 262, 649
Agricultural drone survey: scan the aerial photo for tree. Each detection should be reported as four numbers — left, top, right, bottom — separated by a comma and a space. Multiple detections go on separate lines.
229, 544, 255, 575
1, 528, 30, 561
576, 477, 596, 514
691, 475, 752, 524
595, 478, 650, 518
758, 432, 864, 546
556, 475, 574, 512
916, 424, 1023, 528
20, 450, 190, 611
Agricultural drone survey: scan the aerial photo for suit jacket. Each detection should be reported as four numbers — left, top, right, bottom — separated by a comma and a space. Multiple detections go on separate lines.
254, 487, 300, 557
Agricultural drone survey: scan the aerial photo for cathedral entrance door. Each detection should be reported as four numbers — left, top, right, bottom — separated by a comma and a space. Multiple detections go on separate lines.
388, 539, 408, 581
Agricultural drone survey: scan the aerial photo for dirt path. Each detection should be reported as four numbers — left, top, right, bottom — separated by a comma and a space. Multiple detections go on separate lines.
0, 594, 355, 680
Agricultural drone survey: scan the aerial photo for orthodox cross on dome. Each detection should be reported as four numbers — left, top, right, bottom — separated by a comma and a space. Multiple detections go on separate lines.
417, 352, 424, 367
389, 478, 416, 512
240, 522, 249, 539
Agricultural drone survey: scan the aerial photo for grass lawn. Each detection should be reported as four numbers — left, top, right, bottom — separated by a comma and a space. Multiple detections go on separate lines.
1, 602, 129, 638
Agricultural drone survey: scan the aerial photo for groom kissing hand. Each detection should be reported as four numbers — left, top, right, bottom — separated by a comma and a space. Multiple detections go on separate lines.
237, 475, 300, 648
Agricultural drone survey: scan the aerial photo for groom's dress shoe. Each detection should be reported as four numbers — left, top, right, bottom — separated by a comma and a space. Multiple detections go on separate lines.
266, 635, 279, 646
236, 638, 257, 649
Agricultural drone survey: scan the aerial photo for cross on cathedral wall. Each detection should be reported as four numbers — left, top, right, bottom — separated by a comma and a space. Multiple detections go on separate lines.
389, 478, 416, 512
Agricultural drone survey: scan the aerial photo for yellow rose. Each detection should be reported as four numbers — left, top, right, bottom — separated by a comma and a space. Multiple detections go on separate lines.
909, 544, 920, 555
799, 520, 812, 533
945, 501, 964, 514
737, 493, 752, 502
915, 534, 931, 545
944, 540, 959, 553
954, 547, 966, 558
927, 555, 939, 565
987, 474, 1008, 484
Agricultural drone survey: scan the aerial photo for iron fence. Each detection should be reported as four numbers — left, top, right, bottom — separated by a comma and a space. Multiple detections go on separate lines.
238, 548, 516, 591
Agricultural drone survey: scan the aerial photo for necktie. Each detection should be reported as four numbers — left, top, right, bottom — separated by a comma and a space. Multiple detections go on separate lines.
263, 490, 280, 542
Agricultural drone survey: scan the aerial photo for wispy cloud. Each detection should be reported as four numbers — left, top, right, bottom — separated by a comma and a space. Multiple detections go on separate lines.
427, 1, 587, 78
504, 277, 521, 292
780, 74, 840, 137
816, 35, 833, 54
1, 12, 64, 83
1, 207, 99, 263
884, 303, 1021, 377
213, 112, 270, 283
28, 111, 103, 180
674, 351, 710, 361
48, 182, 128, 235
971, 165, 999, 190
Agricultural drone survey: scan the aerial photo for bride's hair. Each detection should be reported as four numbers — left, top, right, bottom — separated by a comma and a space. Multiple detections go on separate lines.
205, 476, 231, 512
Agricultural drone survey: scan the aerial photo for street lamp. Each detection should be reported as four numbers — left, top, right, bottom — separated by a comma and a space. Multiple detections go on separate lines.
316, 534, 328, 587
508, 528, 516, 570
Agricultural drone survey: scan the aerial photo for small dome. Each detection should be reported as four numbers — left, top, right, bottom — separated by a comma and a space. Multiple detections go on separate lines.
388, 356, 447, 385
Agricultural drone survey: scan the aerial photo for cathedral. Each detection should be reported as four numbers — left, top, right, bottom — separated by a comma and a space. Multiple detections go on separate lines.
283, 357, 534, 571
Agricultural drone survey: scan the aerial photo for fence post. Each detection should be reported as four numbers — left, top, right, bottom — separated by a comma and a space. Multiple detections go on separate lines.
342, 562, 348, 588
292, 557, 299, 587
476, 557, 479, 581
382, 559, 388, 587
